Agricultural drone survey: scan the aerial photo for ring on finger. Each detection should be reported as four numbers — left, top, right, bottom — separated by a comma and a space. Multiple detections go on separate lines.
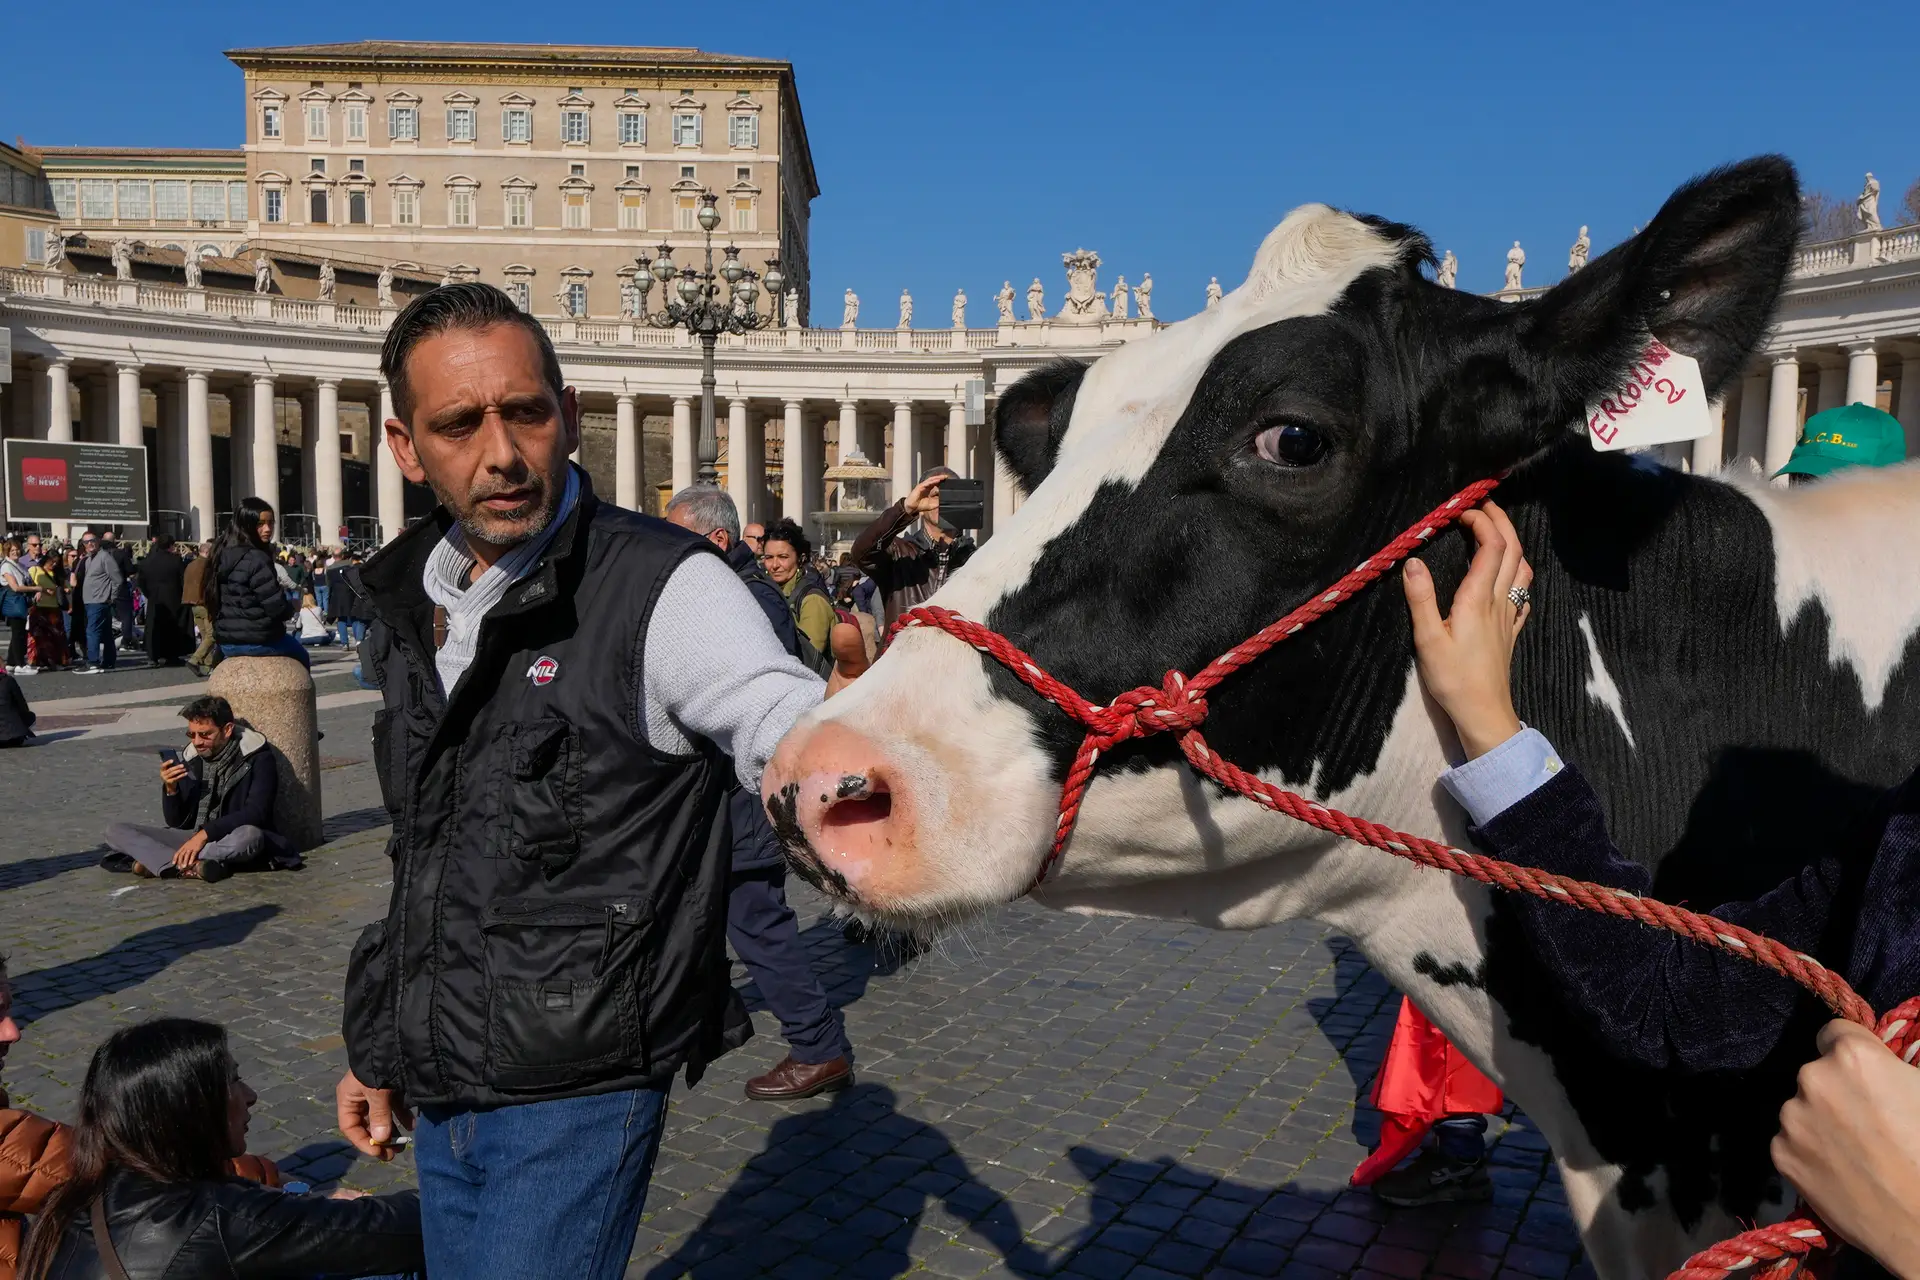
1507, 585, 1531, 609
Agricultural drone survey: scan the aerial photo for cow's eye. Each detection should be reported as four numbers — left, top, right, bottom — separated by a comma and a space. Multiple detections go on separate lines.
1253, 422, 1328, 467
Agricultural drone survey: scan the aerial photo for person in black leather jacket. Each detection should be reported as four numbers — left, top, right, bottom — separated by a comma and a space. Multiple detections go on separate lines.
20, 1018, 421, 1280
207, 498, 306, 669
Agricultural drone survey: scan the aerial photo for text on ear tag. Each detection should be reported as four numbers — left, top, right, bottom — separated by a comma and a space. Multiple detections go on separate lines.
1584, 341, 1711, 453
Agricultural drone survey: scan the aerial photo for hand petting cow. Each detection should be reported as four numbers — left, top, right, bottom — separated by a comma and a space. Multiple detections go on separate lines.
765, 156, 1920, 1279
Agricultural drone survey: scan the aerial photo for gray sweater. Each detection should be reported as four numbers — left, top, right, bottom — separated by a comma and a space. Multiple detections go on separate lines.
81, 548, 125, 605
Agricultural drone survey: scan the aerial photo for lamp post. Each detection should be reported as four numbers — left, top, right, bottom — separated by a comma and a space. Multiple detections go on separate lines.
636, 191, 785, 486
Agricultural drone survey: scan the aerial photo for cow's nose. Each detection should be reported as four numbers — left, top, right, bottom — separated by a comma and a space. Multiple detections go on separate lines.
762, 721, 923, 906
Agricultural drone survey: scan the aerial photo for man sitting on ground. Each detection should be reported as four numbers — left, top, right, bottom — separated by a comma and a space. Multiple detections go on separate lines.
100, 695, 299, 882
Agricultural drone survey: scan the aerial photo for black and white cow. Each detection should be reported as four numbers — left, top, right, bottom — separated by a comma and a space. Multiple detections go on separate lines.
763, 157, 1920, 1278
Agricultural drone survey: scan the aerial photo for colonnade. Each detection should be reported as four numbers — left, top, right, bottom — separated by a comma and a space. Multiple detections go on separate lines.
1697, 342, 1920, 477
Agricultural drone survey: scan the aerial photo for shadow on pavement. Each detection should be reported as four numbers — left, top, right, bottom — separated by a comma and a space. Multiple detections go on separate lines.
0, 848, 107, 892
10, 904, 282, 1026
734, 900, 918, 1023
645, 1083, 1052, 1279
321, 806, 392, 842
1308, 935, 1395, 1153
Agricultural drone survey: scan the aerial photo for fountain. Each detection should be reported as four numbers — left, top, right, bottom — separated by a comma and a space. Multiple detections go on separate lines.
812, 449, 892, 558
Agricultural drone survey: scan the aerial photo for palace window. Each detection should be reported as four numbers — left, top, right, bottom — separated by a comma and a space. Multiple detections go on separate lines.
262, 106, 282, 139
562, 110, 589, 144
565, 281, 587, 317
626, 164, 640, 179
502, 108, 531, 143
310, 189, 329, 224
447, 106, 476, 142
79, 179, 114, 220
570, 163, 585, 177
311, 157, 326, 174
680, 165, 695, 180
388, 106, 419, 141
672, 113, 700, 147
449, 189, 475, 226
190, 182, 225, 222
619, 112, 645, 145
153, 180, 188, 221
49, 179, 75, 218
349, 158, 365, 174
563, 191, 588, 229
728, 115, 758, 148
394, 188, 418, 225
348, 190, 368, 224
25, 229, 45, 262
306, 104, 328, 140
676, 193, 697, 231
506, 190, 530, 228
264, 189, 284, 223
228, 182, 247, 222
345, 104, 367, 141
732, 195, 754, 232
116, 180, 151, 221
619, 192, 643, 230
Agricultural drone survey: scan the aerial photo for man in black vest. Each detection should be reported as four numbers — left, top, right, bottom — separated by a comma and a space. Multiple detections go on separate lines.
666, 485, 856, 1101
336, 283, 827, 1280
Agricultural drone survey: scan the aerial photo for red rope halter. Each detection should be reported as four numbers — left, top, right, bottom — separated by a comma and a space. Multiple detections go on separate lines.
888, 476, 1920, 1280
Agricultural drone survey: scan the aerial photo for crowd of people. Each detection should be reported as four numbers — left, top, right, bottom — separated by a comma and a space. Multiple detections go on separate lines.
0, 522, 376, 682
0, 282, 1914, 1279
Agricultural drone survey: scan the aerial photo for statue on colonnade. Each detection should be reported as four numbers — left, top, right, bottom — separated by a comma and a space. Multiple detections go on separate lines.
1435, 250, 1458, 289
1568, 226, 1590, 273
842, 288, 859, 328
377, 264, 394, 306
1503, 241, 1525, 290
254, 255, 272, 294
318, 259, 337, 302
1858, 173, 1882, 231
1135, 273, 1153, 319
1026, 278, 1044, 322
952, 288, 966, 329
183, 254, 202, 289
1110, 277, 1129, 320
1205, 277, 1223, 308
898, 289, 913, 329
111, 239, 133, 280
996, 281, 1016, 324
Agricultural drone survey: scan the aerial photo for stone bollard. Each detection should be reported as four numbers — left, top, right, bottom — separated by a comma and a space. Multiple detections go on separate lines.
208, 656, 324, 851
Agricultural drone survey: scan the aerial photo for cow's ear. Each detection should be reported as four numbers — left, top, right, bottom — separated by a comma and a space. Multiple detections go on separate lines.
994, 360, 1087, 495
1488, 155, 1801, 453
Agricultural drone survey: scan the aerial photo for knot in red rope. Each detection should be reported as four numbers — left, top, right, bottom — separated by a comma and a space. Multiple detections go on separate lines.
1095, 671, 1207, 744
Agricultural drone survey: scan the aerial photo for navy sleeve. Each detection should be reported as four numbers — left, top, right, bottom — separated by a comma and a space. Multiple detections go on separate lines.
746, 579, 800, 660
201, 751, 278, 843
1473, 765, 1842, 1073
163, 770, 202, 831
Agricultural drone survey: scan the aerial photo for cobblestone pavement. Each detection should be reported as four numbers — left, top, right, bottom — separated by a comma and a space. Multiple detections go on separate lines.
4, 691, 1592, 1279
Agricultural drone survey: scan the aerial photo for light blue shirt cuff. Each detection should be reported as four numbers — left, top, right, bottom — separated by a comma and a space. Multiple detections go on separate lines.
1439, 726, 1566, 827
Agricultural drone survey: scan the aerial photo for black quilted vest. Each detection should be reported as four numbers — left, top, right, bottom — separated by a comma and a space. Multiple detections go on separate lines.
344, 473, 749, 1108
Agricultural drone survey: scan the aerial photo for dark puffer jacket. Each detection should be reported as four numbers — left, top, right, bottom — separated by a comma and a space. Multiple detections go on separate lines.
210, 546, 292, 647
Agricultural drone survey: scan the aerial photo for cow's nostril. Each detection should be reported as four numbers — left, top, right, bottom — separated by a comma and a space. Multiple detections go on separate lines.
821, 776, 892, 836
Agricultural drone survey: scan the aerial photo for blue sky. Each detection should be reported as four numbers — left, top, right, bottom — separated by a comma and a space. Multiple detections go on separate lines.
4, 0, 1912, 322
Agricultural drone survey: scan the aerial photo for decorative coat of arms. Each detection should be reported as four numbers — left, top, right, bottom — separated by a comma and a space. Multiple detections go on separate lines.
1059, 248, 1107, 323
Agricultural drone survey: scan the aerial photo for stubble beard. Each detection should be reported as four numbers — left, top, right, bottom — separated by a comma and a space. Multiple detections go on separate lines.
444, 467, 558, 553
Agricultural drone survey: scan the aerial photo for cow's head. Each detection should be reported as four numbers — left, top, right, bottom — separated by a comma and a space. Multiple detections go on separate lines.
766, 157, 1801, 925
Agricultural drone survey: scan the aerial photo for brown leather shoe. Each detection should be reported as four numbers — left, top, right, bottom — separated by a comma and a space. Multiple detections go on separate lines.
744, 1055, 852, 1101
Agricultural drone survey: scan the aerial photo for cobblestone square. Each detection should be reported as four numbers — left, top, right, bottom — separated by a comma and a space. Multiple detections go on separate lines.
4, 663, 1591, 1278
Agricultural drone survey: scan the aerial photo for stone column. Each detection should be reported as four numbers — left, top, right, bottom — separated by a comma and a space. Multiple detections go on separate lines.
251, 375, 279, 513
946, 401, 969, 476
376, 380, 404, 544
725, 398, 754, 520
1691, 397, 1726, 474
44, 359, 72, 441
298, 389, 319, 523
1816, 363, 1846, 415
1765, 355, 1802, 484
314, 378, 344, 548
115, 364, 143, 448
615, 394, 640, 510
1844, 343, 1878, 407
782, 400, 808, 523
1898, 354, 1920, 458
670, 396, 694, 494
186, 369, 216, 541
1736, 371, 1769, 467
837, 401, 859, 469
891, 401, 915, 499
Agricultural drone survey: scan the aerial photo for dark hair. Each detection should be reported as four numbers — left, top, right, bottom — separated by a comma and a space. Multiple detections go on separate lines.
151, 534, 176, 553
203, 498, 275, 616
179, 695, 234, 728
380, 282, 565, 427
762, 517, 811, 562
20, 1019, 234, 1280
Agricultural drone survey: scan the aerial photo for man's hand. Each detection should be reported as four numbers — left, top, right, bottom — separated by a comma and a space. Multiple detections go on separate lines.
160, 759, 189, 793
336, 1069, 413, 1161
902, 473, 947, 518
1402, 501, 1533, 760
171, 829, 210, 873
1772, 1020, 1920, 1278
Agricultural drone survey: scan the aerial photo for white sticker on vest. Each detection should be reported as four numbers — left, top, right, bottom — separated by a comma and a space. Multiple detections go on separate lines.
1584, 342, 1710, 452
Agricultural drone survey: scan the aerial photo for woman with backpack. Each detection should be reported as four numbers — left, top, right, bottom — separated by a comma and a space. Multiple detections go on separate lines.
760, 519, 835, 661
206, 499, 307, 670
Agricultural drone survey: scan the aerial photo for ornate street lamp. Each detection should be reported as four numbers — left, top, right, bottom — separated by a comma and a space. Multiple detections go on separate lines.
635, 191, 786, 486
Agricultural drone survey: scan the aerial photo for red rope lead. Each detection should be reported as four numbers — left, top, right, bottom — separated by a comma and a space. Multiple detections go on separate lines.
887, 474, 1920, 1280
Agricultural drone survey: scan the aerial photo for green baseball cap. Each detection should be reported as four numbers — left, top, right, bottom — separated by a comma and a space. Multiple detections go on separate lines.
1774, 403, 1909, 478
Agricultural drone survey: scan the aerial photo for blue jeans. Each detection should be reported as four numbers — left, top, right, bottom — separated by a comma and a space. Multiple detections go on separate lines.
1434, 1114, 1488, 1162
84, 602, 117, 668
315, 583, 329, 615
415, 1088, 669, 1280
336, 618, 367, 647
220, 634, 311, 668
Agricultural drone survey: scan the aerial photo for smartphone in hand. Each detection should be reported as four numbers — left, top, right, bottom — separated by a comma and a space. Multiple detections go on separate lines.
158, 748, 182, 766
